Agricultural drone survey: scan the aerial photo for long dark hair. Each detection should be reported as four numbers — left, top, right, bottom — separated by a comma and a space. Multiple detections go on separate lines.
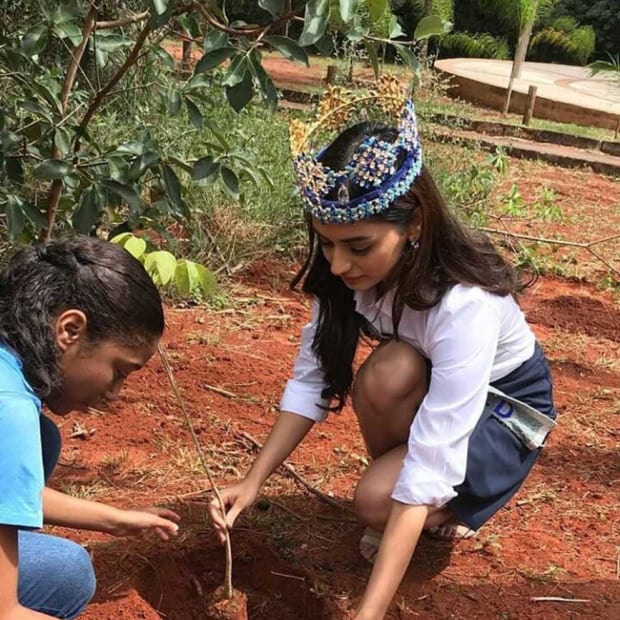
292, 122, 528, 412
0, 236, 164, 400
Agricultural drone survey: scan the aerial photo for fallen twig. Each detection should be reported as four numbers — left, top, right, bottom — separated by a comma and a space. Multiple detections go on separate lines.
530, 596, 590, 603
237, 430, 355, 514
204, 383, 238, 399
482, 228, 620, 278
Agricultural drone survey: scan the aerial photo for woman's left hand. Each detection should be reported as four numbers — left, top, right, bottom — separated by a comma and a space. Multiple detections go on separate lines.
106, 506, 181, 540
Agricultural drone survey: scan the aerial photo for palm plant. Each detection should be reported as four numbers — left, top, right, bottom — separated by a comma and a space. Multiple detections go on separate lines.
530, 16, 595, 64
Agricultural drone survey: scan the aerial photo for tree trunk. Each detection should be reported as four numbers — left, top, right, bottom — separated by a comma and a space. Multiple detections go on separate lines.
503, 13, 535, 116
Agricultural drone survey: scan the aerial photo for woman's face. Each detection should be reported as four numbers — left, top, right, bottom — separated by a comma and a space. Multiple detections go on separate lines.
48, 309, 159, 414
313, 218, 418, 291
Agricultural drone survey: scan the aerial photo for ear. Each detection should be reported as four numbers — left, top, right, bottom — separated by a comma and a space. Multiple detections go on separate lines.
55, 309, 88, 352
406, 208, 422, 243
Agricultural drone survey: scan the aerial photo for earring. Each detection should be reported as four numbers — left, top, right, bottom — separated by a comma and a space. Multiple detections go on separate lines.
409, 238, 420, 250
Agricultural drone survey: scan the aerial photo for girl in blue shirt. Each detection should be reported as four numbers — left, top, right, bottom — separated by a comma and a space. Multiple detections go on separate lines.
0, 236, 180, 620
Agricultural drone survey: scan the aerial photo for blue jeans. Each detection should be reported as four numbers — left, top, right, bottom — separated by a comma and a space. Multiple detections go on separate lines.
17, 416, 96, 619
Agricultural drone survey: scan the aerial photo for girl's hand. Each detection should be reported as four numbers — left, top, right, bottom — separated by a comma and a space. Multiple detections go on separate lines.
105, 506, 181, 540
208, 479, 260, 544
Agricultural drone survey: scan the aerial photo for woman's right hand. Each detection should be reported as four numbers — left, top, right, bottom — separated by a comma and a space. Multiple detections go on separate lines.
208, 479, 260, 544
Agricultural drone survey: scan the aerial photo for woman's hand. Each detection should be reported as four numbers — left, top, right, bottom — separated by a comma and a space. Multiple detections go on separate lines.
208, 479, 260, 544
105, 506, 181, 540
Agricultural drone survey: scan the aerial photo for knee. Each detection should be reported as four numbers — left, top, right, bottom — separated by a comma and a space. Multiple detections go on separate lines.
63, 542, 97, 617
354, 341, 428, 411
353, 473, 390, 528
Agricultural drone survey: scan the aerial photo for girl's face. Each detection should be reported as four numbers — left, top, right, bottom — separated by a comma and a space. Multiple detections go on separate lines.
314, 218, 418, 291
48, 310, 159, 414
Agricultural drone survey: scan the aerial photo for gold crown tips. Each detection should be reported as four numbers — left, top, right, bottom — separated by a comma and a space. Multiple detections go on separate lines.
288, 74, 408, 158
374, 74, 407, 116
289, 118, 308, 157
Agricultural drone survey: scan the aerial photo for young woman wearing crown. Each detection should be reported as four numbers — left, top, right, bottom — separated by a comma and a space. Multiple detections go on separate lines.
209, 76, 557, 619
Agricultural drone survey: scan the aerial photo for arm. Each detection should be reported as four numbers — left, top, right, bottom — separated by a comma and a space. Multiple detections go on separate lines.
209, 411, 314, 541
355, 503, 428, 620
43, 488, 180, 540
355, 502, 428, 620
0, 526, 54, 619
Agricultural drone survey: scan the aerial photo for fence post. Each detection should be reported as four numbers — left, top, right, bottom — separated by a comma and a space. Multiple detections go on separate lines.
325, 64, 337, 85
522, 85, 537, 126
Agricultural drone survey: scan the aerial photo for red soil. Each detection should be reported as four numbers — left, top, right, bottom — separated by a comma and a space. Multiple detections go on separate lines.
46, 48, 619, 620
45, 260, 619, 619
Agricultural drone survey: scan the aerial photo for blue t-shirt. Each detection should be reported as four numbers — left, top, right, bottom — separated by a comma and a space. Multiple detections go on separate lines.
0, 346, 44, 528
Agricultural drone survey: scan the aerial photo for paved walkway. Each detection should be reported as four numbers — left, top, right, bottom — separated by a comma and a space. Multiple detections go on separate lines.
435, 58, 620, 116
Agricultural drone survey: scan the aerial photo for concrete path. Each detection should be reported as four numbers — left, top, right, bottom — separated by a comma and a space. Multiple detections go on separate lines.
435, 59, 620, 116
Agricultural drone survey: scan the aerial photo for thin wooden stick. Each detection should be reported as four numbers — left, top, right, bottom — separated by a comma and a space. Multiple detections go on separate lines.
158, 346, 233, 600
237, 430, 355, 514
530, 597, 590, 603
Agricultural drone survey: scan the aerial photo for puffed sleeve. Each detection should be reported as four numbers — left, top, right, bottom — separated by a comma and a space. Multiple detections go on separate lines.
391, 287, 501, 507
279, 299, 330, 421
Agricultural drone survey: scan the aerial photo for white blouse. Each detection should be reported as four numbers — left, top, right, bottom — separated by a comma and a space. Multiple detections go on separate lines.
280, 284, 536, 507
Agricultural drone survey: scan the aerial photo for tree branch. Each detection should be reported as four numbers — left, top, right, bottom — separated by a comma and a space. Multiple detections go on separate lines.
74, 24, 151, 156
95, 10, 149, 30
41, 6, 98, 241
192, 1, 304, 38
482, 228, 620, 278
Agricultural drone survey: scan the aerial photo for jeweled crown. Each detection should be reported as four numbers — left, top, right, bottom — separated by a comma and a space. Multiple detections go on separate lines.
290, 75, 423, 224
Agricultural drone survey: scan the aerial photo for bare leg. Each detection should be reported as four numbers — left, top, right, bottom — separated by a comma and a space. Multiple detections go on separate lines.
351, 341, 457, 560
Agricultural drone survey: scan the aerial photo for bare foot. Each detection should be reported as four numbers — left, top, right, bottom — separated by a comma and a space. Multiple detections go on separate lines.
359, 527, 382, 564
427, 520, 478, 540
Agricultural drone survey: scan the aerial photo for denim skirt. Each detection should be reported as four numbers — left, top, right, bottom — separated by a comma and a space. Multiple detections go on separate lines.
448, 342, 557, 530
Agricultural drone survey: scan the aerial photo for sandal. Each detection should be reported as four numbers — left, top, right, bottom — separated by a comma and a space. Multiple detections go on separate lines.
359, 527, 383, 564
427, 521, 478, 540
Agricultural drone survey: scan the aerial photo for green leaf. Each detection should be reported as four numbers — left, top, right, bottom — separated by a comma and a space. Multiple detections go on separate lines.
5, 157, 24, 184
178, 13, 201, 38
339, 0, 359, 23
107, 155, 129, 181
192, 156, 220, 181
185, 98, 203, 129
225, 71, 254, 112
223, 54, 249, 88
145, 251, 177, 286
93, 34, 133, 52
264, 35, 309, 66
259, 0, 285, 18
20, 202, 47, 228
53, 21, 82, 46
112, 233, 147, 259
414, 15, 448, 40
203, 29, 229, 52
389, 15, 405, 39
21, 24, 49, 56
33, 159, 72, 180
54, 127, 72, 156
394, 44, 421, 76
101, 179, 143, 213
73, 187, 101, 234
162, 164, 183, 210
167, 88, 182, 114
175, 260, 217, 298
129, 151, 160, 180
299, 0, 329, 47
194, 47, 236, 73
152, 0, 169, 16
249, 52, 278, 112
220, 167, 239, 200
5, 196, 25, 241
153, 46, 175, 68
367, 0, 388, 24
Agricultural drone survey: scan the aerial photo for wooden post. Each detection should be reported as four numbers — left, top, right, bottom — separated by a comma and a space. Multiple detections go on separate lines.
522, 85, 537, 126
182, 39, 192, 73
325, 64, 337, 85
